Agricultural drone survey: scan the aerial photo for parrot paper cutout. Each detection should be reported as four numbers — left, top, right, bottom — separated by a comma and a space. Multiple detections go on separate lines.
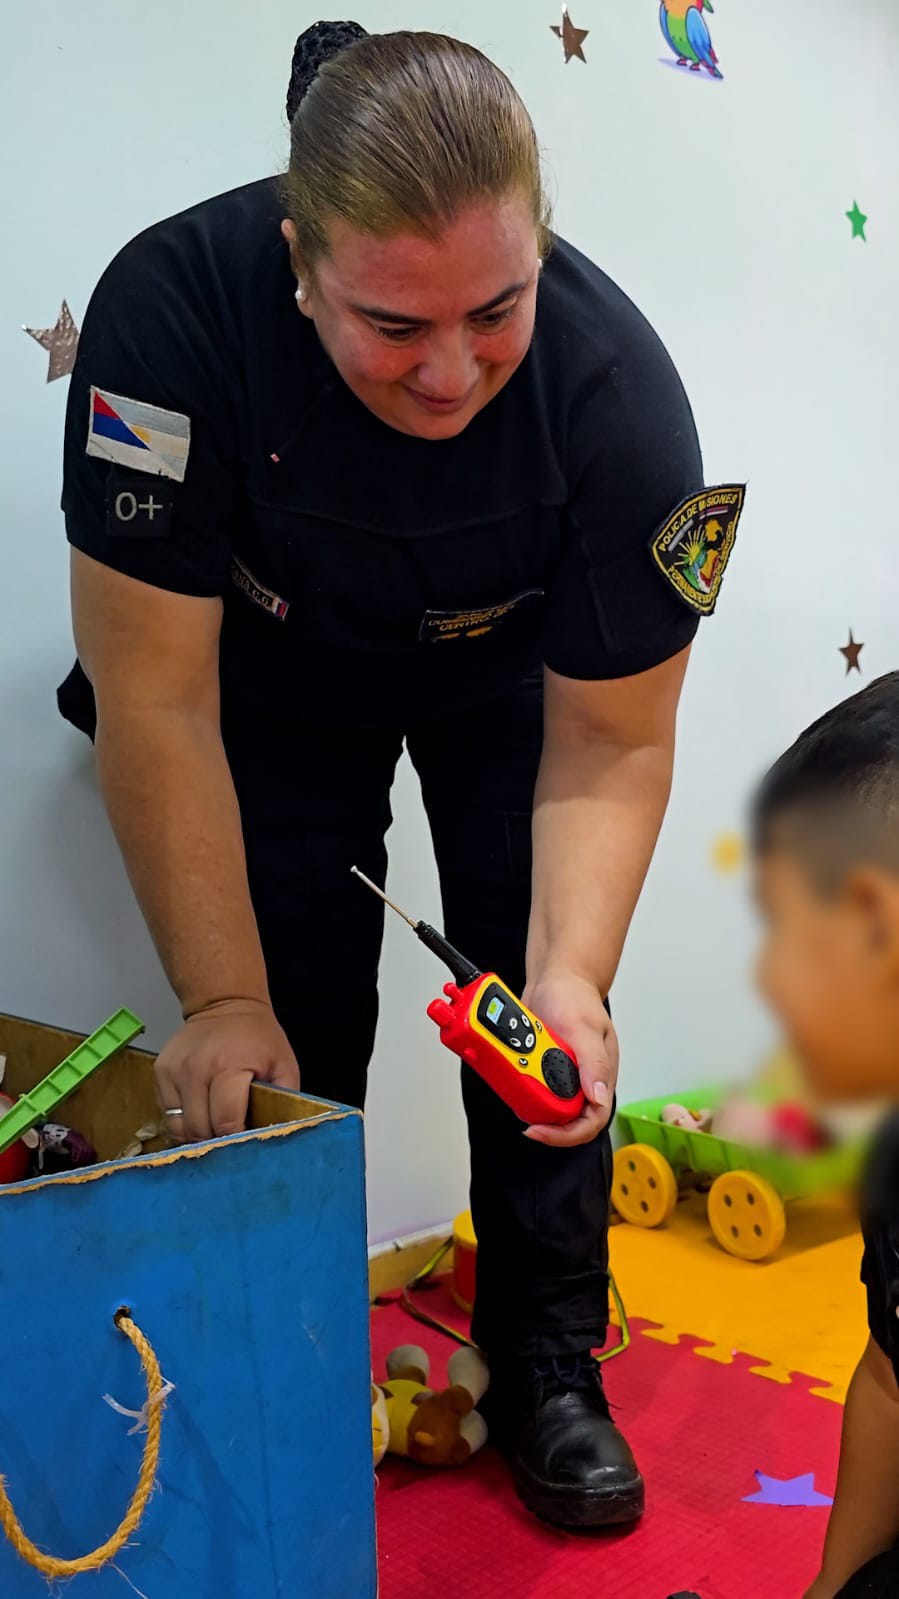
660, 1, 723, 79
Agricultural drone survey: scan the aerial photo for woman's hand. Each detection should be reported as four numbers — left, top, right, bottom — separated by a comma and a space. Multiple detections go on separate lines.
520, 970, 618, 1147
154, 998, 300, 1142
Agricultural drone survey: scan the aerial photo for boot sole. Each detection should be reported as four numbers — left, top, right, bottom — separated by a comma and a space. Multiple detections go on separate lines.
513, 1458, 645, 1529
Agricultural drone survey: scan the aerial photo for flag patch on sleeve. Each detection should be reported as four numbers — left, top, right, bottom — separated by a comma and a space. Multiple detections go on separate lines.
86, 387, 191, 482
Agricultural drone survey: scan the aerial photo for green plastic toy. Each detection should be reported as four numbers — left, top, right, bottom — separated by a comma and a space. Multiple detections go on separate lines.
0, 1008, 144, 1159
613, 1088, 866, 1262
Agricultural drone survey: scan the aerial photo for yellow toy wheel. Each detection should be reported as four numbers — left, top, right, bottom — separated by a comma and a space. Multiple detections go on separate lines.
707, 1170, 786, 1261
612, 1144, 678, 1228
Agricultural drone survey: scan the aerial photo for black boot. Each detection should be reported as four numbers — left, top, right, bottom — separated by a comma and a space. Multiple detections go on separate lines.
486, 1353, 644, 1529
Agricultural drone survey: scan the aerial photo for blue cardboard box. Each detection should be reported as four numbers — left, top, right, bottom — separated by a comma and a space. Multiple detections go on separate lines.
0, 1014, 376, 1598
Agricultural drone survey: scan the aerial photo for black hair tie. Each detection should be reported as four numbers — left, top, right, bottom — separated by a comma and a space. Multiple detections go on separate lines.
286, 19, 369, 120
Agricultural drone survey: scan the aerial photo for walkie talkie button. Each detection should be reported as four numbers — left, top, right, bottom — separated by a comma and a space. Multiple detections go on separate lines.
541, 1049, 581, 1099
524, 1032, 535, 1049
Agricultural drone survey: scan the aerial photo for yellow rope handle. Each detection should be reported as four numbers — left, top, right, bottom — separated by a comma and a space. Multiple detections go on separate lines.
0, 1309, 167, 1579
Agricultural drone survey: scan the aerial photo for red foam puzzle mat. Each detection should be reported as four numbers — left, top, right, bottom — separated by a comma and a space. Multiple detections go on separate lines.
372, 1287, 841, 1599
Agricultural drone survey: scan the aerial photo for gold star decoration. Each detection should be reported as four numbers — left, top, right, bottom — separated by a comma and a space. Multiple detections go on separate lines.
839, 630, 864, 675
24, 299, 80, 382
711, 832, 745, 875
551, 7, 589, 64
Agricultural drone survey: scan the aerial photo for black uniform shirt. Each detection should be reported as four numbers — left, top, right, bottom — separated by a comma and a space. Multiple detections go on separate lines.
62, 178, 708, 730
861, 1112, 899, 1384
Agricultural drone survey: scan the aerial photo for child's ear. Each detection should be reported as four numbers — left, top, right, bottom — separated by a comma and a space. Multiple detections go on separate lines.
845, 869, 899, 970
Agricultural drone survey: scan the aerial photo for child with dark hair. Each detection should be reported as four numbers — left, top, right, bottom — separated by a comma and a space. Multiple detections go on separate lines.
753, 672, 899, 1598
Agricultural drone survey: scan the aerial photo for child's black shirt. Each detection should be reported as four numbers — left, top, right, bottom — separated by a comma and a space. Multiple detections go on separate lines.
861, 1112, 899, 1381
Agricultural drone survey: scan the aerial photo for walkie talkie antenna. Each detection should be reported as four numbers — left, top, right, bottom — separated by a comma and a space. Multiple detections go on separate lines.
349, 867, 418, 929
350, 866, 481, 986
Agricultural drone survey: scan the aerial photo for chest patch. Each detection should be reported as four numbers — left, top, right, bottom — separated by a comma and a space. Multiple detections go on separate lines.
419, 589, 543, 644
86, 388, 191, 482
231, 556, 290, 621
649, 485, 745, 616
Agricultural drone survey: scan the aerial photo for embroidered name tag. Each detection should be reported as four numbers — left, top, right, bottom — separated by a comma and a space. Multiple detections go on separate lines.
649, 485, 745, 616
231, 556, 290, 621
419, 588, 543, 643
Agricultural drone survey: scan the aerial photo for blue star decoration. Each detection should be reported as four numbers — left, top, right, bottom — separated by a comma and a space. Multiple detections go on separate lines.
743, 1471, 833, 1508
846, 200, 868, 241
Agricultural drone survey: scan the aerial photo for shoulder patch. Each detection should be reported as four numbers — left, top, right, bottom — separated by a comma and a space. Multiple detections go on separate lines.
106, 470, 175, 538
86, 387, 191, 482
649, 484, 745, 616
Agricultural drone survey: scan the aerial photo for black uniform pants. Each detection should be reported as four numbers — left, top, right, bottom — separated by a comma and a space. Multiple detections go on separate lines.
223, 671, 612, 1361
835, 1547, 899, 1597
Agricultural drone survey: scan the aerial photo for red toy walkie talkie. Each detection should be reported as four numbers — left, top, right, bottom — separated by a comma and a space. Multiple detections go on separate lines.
351, 868, 585, 1126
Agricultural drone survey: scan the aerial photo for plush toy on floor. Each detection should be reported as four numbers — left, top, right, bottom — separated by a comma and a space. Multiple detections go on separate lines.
372, 1382, 389, 1467
375, 1344, 489, 1466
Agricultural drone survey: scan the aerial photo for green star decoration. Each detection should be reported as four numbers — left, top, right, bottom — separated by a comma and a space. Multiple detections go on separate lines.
846, 201, 868, 241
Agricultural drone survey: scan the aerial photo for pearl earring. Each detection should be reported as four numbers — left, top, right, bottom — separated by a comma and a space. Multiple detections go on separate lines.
295, 285, 308, 305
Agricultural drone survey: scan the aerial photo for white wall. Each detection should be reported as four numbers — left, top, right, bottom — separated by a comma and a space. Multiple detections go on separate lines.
2, 1, 897, 1241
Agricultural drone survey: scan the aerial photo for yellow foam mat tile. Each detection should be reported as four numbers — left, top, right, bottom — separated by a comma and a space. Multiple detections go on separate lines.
609, 1188, 868, 1404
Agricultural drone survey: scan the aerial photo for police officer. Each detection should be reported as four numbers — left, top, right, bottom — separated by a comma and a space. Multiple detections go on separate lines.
58, 22, 743, 1527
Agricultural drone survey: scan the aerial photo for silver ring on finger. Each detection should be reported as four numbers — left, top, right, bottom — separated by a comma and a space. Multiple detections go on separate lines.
163, 1107, 185, 1119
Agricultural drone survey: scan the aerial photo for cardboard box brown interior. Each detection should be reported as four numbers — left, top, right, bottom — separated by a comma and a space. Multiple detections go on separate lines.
0, 1015, 436, 1302
0, 1012, 332, 1162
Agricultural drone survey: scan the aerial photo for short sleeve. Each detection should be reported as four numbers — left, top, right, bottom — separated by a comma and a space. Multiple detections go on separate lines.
62, 234, 239, 597
543, 326, 706, 681
860, 1115, 899, 1368
861, 1237, 893, 1359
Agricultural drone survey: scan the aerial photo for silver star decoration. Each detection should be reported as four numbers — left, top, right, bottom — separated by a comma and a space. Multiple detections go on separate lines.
24, 299, 80, 382
551, 6, 589, 63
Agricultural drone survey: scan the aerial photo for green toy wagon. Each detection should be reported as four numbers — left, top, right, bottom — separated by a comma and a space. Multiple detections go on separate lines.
613, 1090, 864, 1261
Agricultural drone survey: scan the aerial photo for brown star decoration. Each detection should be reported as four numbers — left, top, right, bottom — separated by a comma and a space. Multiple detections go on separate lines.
551, 6, 589, 64
839, 630, 864, 675
24, 299, 80, 382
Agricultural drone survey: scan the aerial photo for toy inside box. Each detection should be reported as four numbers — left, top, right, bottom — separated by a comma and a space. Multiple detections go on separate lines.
0, 1011, 376, 1599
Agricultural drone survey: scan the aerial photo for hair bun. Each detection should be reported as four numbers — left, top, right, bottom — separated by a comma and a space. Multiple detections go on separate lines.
287, 20, 368, 121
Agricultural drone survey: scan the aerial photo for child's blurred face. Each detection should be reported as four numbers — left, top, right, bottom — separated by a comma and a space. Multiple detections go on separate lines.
755, 846, 899, 1101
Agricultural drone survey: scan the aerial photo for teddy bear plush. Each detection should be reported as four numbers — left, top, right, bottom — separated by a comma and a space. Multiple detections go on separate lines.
372, 1382, 389, 1467
374, 1343, 489, 1467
